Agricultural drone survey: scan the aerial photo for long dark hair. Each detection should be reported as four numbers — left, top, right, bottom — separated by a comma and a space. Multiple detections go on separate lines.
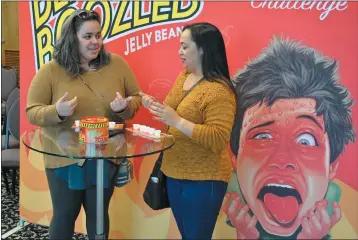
182, 22, 235, 92
53, 9, 110, 76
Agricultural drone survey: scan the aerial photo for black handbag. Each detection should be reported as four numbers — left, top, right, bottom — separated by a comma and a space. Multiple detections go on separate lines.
143, 152, 170, 210
143, 77, 205, 210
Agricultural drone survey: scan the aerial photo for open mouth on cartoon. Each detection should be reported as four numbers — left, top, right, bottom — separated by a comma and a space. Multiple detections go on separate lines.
258, 183, 303, 226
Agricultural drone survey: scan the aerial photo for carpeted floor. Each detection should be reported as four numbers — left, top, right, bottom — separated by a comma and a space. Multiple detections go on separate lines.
1, 169, 88, 239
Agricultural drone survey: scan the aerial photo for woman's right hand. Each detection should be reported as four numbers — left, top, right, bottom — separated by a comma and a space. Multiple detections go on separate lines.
139, 92, 157, 109
55, 92, 78, 117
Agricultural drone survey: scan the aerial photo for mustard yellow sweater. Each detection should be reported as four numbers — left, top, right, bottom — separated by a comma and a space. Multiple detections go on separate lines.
161, 71, 236, 183
26, 54, 141, 168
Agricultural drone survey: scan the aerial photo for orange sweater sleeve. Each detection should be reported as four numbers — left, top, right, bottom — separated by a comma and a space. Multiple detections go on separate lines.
26, 62, 65, 127
191, 86, 236, 153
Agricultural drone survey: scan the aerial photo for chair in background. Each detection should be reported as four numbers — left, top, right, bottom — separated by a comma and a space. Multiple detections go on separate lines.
1, 66, 18, 107
1, 66, 18, 133
2, 97, 20, 195
2, 87, 20, 150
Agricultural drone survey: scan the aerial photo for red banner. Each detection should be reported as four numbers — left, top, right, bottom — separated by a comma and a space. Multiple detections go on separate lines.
20, 1, 358, 239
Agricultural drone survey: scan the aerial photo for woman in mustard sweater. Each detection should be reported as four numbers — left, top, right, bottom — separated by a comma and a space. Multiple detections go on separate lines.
141, 22, 237, 239
26, 10, 141, 239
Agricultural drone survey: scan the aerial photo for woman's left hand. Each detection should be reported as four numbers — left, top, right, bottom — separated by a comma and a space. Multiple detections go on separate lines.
110, 92, 132, 113
149, 101, 181, 127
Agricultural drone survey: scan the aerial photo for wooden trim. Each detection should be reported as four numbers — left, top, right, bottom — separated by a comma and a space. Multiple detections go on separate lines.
4, 50, 20, 87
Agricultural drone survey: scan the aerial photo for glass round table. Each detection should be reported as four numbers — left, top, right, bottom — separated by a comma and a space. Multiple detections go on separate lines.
22, 126, 175, 239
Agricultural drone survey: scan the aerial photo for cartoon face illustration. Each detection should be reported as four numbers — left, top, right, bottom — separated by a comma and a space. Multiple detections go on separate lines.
228, 36, 355, 238
233, 98, 336, 236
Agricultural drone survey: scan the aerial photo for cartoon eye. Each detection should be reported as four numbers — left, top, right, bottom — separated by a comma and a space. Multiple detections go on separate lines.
253, 133, 272, 140
296, 133, 318, 146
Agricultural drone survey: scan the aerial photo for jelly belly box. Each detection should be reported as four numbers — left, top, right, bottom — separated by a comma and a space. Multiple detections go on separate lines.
79, 116, 109, 143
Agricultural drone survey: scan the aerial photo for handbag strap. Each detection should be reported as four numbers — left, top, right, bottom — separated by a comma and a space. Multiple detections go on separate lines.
77, 74, 120, 120
174, 76, 204, 110
164, 76, 204, 134
155, 151, 164, 164
78, 74, 107, 101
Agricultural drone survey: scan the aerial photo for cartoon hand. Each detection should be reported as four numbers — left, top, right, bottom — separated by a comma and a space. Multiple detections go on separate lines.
223, 192, 259, 240
297, 200, 341, 239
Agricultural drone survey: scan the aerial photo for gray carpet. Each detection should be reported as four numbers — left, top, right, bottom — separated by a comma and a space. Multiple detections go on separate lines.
1, 169, 88, 239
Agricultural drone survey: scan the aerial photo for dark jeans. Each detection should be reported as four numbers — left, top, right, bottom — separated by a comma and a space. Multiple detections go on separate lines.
166, 177, 228, 240
45, 163, 117, 240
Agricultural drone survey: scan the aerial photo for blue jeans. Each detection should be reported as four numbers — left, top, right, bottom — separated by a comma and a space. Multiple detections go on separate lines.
166, 177, 228, 240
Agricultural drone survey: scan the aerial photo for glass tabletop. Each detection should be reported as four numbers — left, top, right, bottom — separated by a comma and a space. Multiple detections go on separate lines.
22, 127, 175, 159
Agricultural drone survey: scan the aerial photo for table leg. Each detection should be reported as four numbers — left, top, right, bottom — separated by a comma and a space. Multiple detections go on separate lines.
95, 159, 105, 240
